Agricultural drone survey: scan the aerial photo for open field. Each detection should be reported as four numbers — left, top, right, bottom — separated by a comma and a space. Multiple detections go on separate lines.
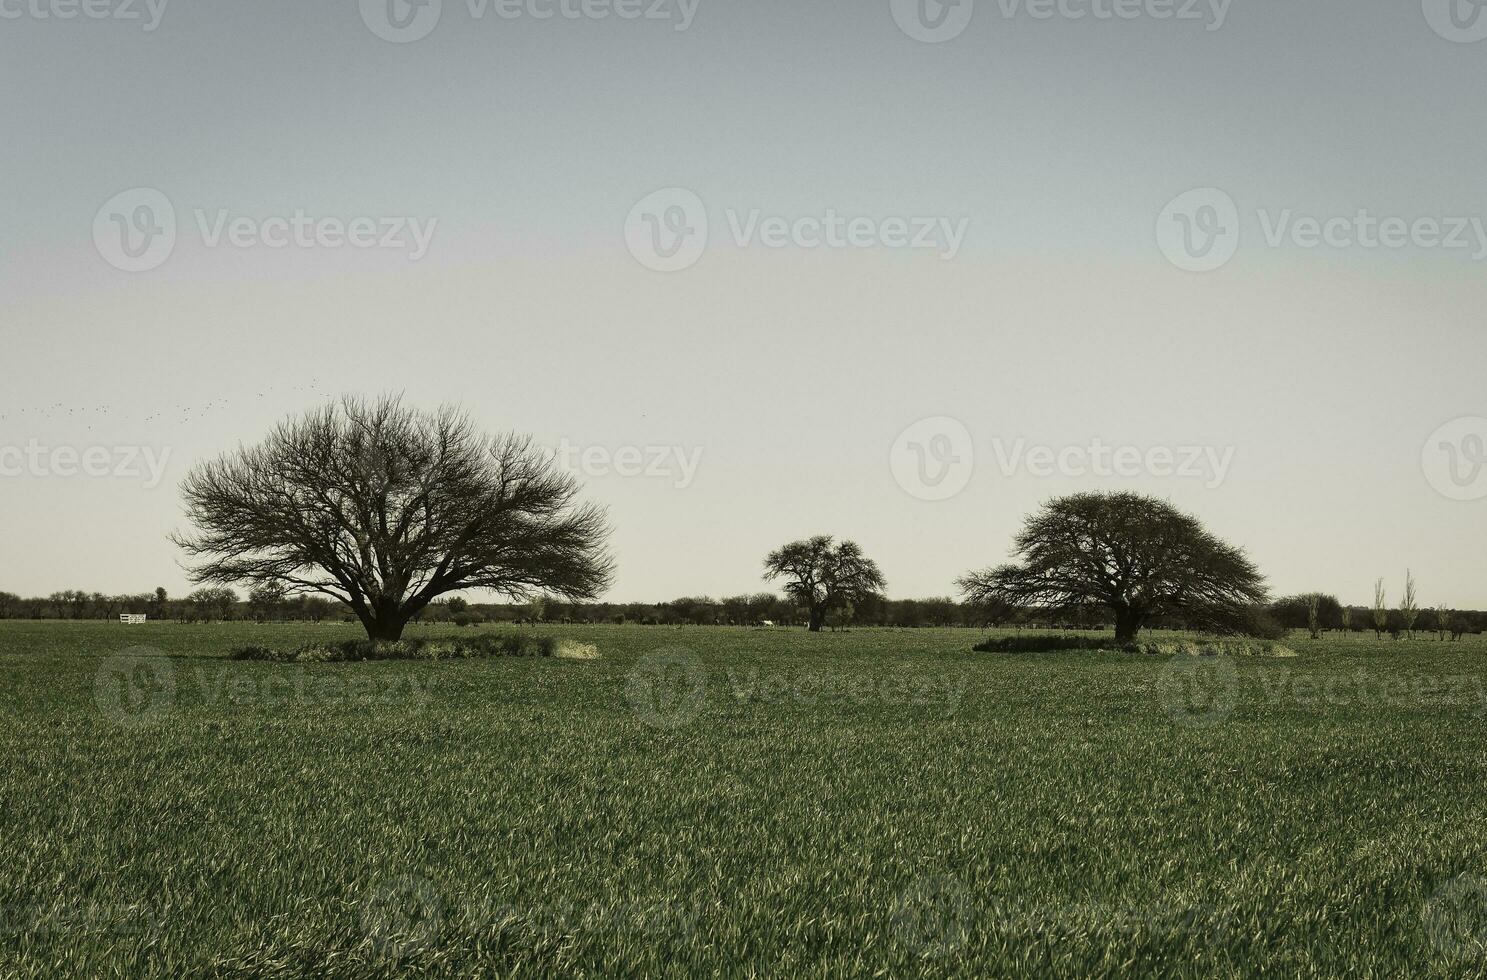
3, 621, 1487, 977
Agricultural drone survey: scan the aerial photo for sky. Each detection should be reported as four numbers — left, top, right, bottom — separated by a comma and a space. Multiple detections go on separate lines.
1, 0, 1484, 606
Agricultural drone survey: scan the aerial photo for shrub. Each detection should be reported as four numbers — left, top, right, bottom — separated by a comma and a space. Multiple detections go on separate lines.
973, 635, 1112, 654
554, 641, 601, 660
1225, 605, 1289, 642
972, 634, 1296, 658
229, 644, 280, 661
231, 633, 553, 663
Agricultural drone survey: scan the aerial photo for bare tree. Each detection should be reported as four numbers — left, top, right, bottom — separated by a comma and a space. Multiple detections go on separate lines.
1400, 569, 1419, 639
763, 535, 886, 632
1372, 579, 1388, 639
175, 396, 612, 641
957, 492, 1268, 643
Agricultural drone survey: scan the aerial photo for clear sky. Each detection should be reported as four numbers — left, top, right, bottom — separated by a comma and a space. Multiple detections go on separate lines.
2, 0, 1484, 606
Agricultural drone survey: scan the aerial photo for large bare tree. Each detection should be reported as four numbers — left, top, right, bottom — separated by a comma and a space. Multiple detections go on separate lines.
175, 396, 613, 641
763, 535, 886, 632
957, 492, 1267, 643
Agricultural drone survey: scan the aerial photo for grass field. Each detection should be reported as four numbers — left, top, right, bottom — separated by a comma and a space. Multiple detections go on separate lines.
3, 621, 1487, 978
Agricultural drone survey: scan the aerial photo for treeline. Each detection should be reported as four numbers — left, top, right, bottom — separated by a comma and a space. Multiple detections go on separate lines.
0, 588, 969, 628
1267, 593, 1487, 639
2, 587, 1484, 635
0, 588, 337, 623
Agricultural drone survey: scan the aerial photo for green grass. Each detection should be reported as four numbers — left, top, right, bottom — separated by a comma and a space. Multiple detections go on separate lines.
2, 621, 1486, 978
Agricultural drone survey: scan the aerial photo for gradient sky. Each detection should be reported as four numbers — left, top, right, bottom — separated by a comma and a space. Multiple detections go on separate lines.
2, 0, 1484, 606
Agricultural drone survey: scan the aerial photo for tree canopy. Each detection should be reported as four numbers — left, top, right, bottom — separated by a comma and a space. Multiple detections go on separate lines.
957, 492, 1268, 642
174, 396, 613, 640
763, 535, 886, 632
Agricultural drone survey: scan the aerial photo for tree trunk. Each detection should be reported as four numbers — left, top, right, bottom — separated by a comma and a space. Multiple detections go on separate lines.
367, 617, 406, 641
807, 606, 824, 632
358, 601, 408, 642
1113, 607, 1143, 644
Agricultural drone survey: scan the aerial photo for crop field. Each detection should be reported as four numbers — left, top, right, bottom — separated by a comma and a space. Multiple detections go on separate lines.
3, 621, 1487, 977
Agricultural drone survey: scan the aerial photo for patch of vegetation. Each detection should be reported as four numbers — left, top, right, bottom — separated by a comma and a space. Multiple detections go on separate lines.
973, 633, 1297, 657
2, 621, 1483, 976
973, 634, 1117, 654
230, 632, 554, 662
554, 640, 601, 660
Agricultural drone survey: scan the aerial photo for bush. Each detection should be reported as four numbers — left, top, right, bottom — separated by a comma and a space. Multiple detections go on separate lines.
229, 644, 281, 661
231, 633, 553, 662
554, 641, 601, 660
973, 635, 1112, 654
1219, 605, 1289, 642
972, 634, 1296, 658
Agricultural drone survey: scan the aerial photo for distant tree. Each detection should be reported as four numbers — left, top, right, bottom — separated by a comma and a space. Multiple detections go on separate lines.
826, 599, 856, 632
1434, 605, 1452, 641
1400, 570, 1419, 638
1307, 595, 1321, 640
150, 587, 168, 620
958, 492, 1268, 643
174, 396, 612, 641
747, 593, 779, 625
94, 592, 123, 620
1269, 594, 1342, 631
49, 591, 88, 619
921, 596, 960, 628
528, 595, 548, 624
0, 591, 17, 619
247, 582, 288, 622
1340, 606, 1352, 633
721, 595, 750, 625
763, 535, 886, 632
889, 598, 926, 628
663, 596, 718, 626
446, 596, 469, 615
1372, 579, 1388, 639
1451, 613, 1476, 642
188, 587, 238, 622
300, 596, 335, 623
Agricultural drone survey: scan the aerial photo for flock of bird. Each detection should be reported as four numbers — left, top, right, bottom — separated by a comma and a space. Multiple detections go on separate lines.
0, 381, 328, 431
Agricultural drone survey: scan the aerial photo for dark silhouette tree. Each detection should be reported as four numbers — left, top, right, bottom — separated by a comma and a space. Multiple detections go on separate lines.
957, 492, 1268, 643
1269, 593, 1343, 633
763, 535, 886, 632
175, 395, 612, 641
